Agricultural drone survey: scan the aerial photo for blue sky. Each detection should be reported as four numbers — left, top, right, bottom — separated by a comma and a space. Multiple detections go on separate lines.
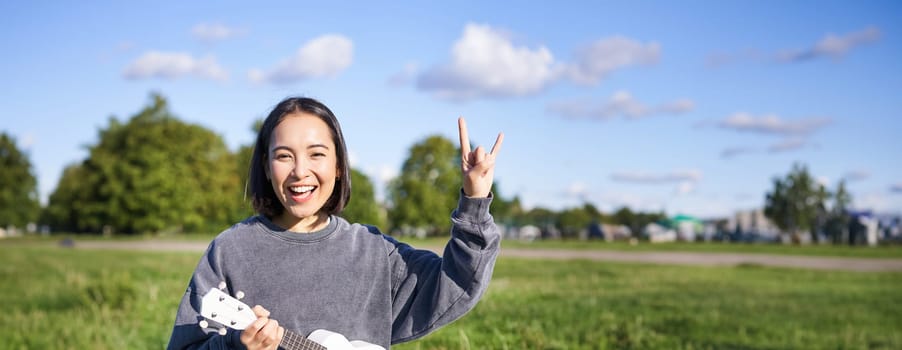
2, 1, 901, 218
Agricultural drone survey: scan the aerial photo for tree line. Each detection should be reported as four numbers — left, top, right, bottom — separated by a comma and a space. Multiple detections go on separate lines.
0, 94, 659, 236
0, 94, 859, 241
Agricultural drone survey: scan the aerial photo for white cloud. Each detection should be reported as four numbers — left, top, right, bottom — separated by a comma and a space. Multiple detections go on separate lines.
413, 24, 660, 101
249, 34, 353, 85
657, 99, 696, 114
566, 36, 660, 85
720, 146, 757, 159
891, 183, 902, 193
416, 23, 559, 101
547, 90, 694, 120
611, 169, 702, 184
191, 23, 245, 43
779, 26, 881, 62
721, 138, 813, 158
387, 62, 419, 87
709, 27, 881, 67
713, 113, 829, 157
597, 191, 667, 213
718, 113, 831, 136
122, 51, 228, 81
843, 170, 870, 182
767, 137, 808, 153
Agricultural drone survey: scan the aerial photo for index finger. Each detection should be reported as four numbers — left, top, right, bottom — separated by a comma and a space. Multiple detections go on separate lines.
252, 305, 270, 318
458, 117, 471, 156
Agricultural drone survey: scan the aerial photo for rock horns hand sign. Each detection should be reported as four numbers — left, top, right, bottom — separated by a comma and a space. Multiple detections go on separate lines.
458, 117, 504, 199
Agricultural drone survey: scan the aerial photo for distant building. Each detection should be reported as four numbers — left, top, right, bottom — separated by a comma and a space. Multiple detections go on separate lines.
670, 214, 702, 241
0, 225, 23, 239
727, 209, 779, 241
643, 222, 676, 243
514, 225, 541, 242
848, 210, 879, 246
595, 223, 632, 242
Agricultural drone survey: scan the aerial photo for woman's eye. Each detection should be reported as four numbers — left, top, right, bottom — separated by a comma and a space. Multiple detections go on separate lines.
312, 153, 326, 158
276, 154, 292, 160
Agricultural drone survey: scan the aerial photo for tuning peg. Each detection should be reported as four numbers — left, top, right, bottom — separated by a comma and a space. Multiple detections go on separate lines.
236, 291, 245, 300
218, 281, 227, 290
199, 320, 227, 336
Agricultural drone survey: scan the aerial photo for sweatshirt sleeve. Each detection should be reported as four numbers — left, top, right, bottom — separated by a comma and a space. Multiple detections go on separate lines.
167, 239, 248, 350
388, 191, 501, 344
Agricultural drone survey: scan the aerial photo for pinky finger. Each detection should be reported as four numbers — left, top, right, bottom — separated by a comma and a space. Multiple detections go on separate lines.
490, 132, 504, 156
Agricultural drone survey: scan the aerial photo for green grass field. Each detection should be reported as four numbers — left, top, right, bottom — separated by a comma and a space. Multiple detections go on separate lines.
18, 233, 902, 259
1, 241, 900, 349
496, 239, 902, 259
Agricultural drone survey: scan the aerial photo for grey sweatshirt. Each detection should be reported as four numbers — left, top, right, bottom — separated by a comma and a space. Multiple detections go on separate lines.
167, 193, 499, 349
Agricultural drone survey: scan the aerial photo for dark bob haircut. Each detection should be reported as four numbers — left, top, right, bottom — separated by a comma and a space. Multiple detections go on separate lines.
248, 97, 351, 218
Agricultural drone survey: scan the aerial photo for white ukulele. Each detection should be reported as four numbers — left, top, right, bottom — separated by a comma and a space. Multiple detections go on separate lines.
199, 284, 385, 350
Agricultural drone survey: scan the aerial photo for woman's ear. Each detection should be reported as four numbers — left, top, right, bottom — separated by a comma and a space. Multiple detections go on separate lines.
263, 155, 271, 180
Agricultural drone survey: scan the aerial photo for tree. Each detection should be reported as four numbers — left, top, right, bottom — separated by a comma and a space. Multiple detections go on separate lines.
342, 168, 386, 229
43, 163, 89, 231
826, 179, 853, 244
504, 195, 525, 225
610, 206, 664, 238
0, 132, 41, 228
764, 163, 828, 243
232, 119, 263, 221
387, 135, 460, 236
484, 181, 514, 226
557, 206, 592, 238
520, 207, 558, 238
44, 94, 242, 234
582, 203, 603, 223
613, 206, 636, 232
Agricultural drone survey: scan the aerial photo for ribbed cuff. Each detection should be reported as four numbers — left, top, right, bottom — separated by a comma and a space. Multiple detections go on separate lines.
454, 189, 493, 224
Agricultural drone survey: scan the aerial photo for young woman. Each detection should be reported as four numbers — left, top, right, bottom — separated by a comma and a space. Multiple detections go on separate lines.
167, 97, 503, 350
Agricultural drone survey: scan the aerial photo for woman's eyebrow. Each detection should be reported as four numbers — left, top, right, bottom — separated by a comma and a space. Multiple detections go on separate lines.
307, 144, 330, 150
271, 144, 330, 152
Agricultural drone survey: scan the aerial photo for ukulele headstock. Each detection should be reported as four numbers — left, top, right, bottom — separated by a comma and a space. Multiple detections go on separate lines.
199, 282, 255, 333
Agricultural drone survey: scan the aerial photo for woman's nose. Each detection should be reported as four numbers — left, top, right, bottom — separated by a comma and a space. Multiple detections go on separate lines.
292, 159, 311, 177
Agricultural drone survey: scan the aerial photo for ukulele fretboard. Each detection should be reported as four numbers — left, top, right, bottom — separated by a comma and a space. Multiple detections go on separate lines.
279, 330, 327, 350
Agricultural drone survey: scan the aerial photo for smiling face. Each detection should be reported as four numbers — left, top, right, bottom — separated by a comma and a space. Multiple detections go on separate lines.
265, 112, 339, 232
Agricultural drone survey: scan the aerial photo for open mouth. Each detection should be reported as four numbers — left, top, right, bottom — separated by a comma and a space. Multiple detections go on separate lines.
288, 185, 316, 202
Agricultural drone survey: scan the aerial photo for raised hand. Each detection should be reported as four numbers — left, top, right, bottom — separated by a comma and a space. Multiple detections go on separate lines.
458, 117, 503, 198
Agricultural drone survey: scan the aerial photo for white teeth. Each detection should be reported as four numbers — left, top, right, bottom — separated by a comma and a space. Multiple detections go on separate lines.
290, 186, 315, 194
